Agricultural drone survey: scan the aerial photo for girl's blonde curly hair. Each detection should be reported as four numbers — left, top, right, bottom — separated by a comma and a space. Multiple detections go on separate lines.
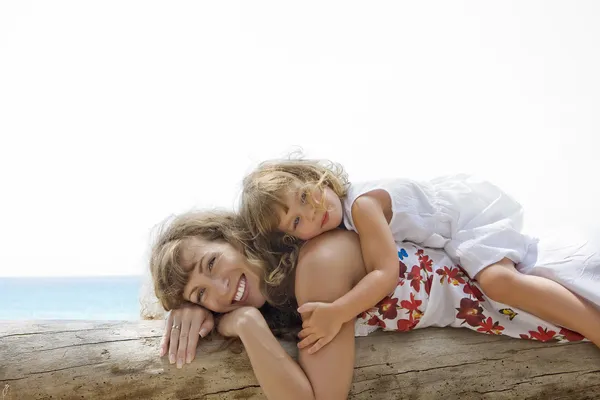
149, 210, 300, 312
239, 155, 349, 239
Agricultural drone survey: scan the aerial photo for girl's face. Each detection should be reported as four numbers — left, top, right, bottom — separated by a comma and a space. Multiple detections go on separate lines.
181, 237, 266, 313
276, 185, 343, 240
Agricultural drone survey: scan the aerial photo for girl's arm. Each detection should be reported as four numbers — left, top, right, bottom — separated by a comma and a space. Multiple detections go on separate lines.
334, 190, 399, 322
225, 230, 360, 400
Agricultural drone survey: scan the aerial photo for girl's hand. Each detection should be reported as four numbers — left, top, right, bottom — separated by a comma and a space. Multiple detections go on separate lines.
296, 302, 343, 354
217, 307, 265, 337
160, 303, 214, 368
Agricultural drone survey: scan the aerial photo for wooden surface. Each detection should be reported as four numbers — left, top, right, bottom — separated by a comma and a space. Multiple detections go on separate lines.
1, 321, 599, 399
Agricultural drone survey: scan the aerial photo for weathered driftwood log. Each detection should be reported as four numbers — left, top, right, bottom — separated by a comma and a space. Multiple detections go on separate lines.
1, 321, 599, 400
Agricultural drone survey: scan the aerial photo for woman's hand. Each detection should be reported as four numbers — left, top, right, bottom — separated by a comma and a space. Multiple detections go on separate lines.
160, 302, 214, 368
217, 306, 266, 337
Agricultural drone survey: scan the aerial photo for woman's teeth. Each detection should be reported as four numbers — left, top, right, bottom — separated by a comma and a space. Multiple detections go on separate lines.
234, 275, 246, 302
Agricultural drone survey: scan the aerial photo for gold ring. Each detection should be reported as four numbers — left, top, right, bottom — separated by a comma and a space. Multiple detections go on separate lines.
171, 324, 181, 330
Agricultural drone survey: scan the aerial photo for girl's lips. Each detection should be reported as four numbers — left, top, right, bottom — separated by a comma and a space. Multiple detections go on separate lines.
321, 211, 329, 228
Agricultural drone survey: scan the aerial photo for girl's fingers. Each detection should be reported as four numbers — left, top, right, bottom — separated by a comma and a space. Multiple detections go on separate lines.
308, 338, 328, 355
297, 333, 319, 349
302, 319, 314, 329
297, 328, 313, 339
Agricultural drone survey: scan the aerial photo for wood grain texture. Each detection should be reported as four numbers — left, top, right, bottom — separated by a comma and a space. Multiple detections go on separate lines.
1, 321, 599, 399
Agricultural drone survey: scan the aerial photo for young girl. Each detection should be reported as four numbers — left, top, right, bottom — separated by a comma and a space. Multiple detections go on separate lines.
240, 156, 600, 354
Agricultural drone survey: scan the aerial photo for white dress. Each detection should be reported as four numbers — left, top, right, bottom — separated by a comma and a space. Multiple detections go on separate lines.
354, 237, 599, 341
342, 174, 539, 278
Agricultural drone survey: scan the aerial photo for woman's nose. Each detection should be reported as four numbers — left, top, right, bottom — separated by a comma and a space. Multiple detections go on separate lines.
214, 277, 230, 296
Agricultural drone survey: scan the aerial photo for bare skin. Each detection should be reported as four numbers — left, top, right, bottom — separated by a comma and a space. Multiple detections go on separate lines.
160, 231, 600, 398
281, 185, 600, 353
162, 230, 367, 399
160, 302, 214, 368
476, 258, 600, 348
281, 187, 400, 353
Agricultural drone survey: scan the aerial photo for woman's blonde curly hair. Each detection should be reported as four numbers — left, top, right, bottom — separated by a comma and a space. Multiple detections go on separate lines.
239, 155, 349, 239
149, 210, 300, 312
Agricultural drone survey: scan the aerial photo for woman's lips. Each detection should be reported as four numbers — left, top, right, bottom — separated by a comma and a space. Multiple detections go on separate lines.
233, 274, 247, 303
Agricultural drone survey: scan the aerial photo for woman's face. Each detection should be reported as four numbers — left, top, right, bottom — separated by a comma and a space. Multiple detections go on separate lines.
181, 237, 266, 313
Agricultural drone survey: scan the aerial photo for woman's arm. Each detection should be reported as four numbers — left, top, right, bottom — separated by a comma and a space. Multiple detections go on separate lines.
225, 308, 315, 399
229, 230, 363, 400
294, 231, 362, 399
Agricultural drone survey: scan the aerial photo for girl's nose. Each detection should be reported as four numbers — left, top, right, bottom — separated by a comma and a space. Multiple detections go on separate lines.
306, 207, 315, 222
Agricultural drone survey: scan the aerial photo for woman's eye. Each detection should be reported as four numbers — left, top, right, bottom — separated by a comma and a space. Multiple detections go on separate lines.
208, 257, 215, 271
198, 288, 205, 302
293, 216, 300, 229
300, 192, 307, 203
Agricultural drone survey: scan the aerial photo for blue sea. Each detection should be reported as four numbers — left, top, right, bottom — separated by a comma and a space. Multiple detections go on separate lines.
0, 276, 143, 320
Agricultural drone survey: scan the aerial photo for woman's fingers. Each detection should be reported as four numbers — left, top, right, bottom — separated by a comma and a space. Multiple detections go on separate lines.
199, 316, 214, 338
168, 317, 181, 365
160, 312, 174, 357
176, 325, 191, 368
185, 312, 204, 364
176, 307, 201, 368
164, 305, 215, 368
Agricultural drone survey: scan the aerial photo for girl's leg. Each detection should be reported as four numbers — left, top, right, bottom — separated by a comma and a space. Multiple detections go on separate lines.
476, 258, 600, 348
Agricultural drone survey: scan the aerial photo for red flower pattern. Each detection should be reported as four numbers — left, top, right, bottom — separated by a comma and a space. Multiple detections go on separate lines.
399, 292, 422, 311
398, 260, 408, 286
477, 317, 505, 335
355, 246, 586, 345
520, 326, 557, 342
436, 266, 466, 286
559, 328, 585, 342
367, 314, 386, 328
397, 315, 419, 331
400, 292, 423, 321
407, 265, 422, 292
399, 260, 407, 278
418, 254, 433, 274
424, 275, 433, 297
377, 296, 399, 320
456, 298, 485, 327
463, 282, 485, 301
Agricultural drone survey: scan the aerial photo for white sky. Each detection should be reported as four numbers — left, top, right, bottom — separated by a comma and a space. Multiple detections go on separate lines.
0, 1, 598, 277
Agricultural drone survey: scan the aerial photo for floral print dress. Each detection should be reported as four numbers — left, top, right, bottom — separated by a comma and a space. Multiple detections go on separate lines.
354, 237, 599, 343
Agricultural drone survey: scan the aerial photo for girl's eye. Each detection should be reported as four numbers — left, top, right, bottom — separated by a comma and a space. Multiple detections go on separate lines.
300, 192, 307, 204
208, 257, 215, 271
293, 216, 300, 229
198, 288, 205, 302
